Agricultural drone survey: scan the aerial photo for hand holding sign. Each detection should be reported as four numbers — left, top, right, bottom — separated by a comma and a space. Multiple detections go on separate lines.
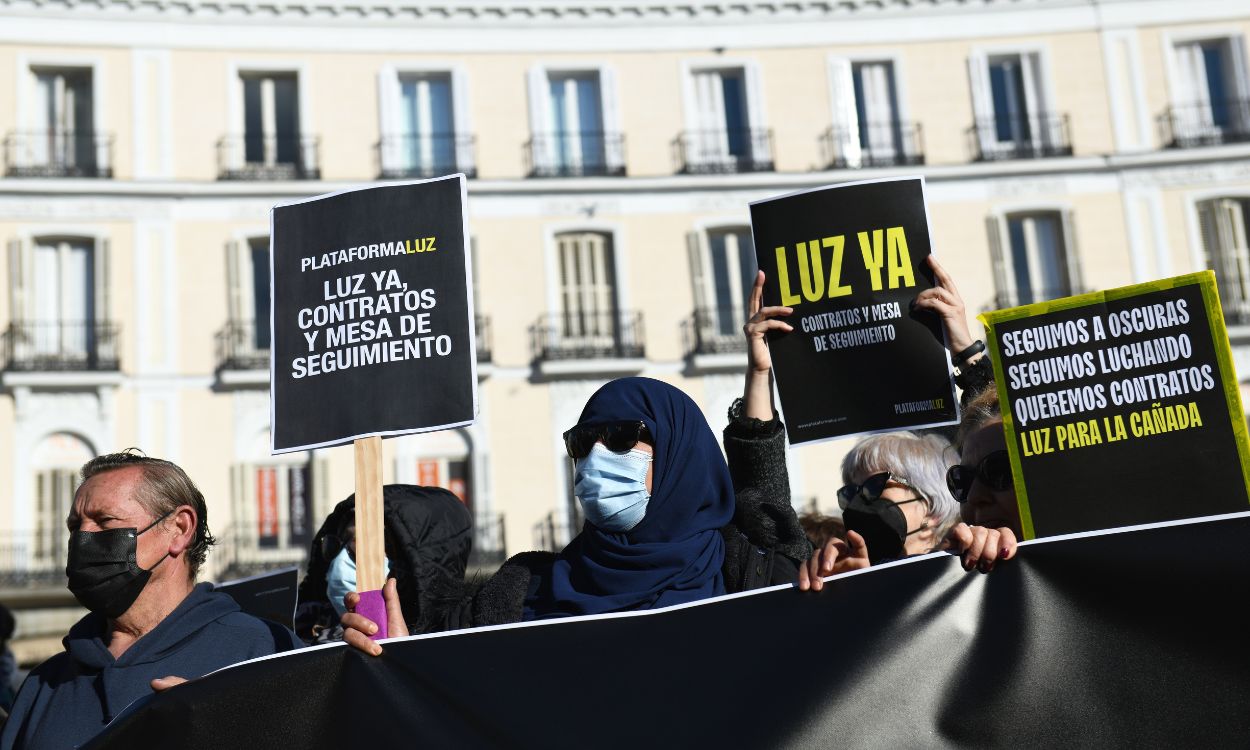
341, 579, 409, 656
742, 270, 794, 421
912, 256, 978, 362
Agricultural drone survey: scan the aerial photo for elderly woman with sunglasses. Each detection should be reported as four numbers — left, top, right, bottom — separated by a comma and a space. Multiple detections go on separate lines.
340, 376, 817, 655
739, 259, 1017, 589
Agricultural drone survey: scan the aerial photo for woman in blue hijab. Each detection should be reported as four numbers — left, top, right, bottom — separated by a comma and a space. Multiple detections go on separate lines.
341, 377, 810, 653
523, 377, 736, 618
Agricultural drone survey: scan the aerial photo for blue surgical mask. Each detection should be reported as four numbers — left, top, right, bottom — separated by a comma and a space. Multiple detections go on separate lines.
574, 443, 652, 532
325, 547, 391, 617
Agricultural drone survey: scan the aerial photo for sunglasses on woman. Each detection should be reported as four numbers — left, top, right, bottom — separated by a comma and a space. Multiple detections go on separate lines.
563, 421, 652, 460
837, 471, 930, 510
945, 450, 1012, 502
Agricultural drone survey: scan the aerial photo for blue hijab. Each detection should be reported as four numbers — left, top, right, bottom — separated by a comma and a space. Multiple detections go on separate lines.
524, 377, 735, 619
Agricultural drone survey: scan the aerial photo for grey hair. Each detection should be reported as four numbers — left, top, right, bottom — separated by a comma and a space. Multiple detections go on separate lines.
840, 431, 962, 542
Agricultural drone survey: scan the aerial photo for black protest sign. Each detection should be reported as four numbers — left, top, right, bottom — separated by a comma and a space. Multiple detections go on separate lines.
749, 177, 958, 444
980, 272, 1250, 539
270, 175, 476, 453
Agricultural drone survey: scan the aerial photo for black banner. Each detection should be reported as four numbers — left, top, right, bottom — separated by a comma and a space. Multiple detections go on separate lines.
981, 272, 1250, 538
269, 175, 476, 453
213, 567, 299, 632
750, 177, 957, 444
89, 514, 1250, 749
288, 465, 312, 546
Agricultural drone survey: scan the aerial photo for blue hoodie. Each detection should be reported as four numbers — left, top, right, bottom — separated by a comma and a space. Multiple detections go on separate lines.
1, 582, 297, 750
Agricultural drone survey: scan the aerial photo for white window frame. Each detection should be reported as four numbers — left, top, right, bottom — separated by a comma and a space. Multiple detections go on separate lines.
1186, 191, 1250, 324
14, 53, 107, 173
377, 62, 473, 176
224, 61, 311, 173
526, 63, 622, 174
986, 205, 1080, 307
224, 228, 272, 360
8, 228, 110, 326
1162, 30, 1250, 139
967, 44, 1059, 158
827, 52, 912, 168
679, 57, 768, 168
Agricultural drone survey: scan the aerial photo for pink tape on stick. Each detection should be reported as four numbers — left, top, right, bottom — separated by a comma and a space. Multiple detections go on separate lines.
356, 589, 388, 641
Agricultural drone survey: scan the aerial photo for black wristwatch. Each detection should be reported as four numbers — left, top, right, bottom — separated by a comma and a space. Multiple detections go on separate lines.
953, 339, 986, 366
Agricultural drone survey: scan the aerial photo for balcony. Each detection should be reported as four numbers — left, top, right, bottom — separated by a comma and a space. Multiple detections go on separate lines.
217, 135, 320, 180
525, 131, 626, 177
1, 321, 119, 372
968, 113, 1073, 161
682, 307, 748, 372
215, 319, 269, 388
377, 133, 477, 179
3, 130, 113, 178
532, 511, 577, 553
673, 129, 774, 174
0, 530, 70, 589
529, 310, 646, 378
1159, 100, 1250, 149
212, 524, 308, 582
819, 122, 925, 169
475, 315, 492, 365
468, 512, 506, 571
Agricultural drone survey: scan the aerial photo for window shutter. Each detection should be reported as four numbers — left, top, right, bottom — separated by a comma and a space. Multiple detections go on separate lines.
743, 63, 768, 164
377, 67, 397, 173
1229, 38, 1250, 132
600, 66, 622, 173
94, 236, 110, 323
1060, 210, 1082, 296
967, 52, 995, 157
8, 237, 25, 322
225, 240, 243, 323
451, 67, 475, 175
828, 57, 862, 168
986, 215, 1013, 308
686, 230, 707, 312
526, 66, 551, 172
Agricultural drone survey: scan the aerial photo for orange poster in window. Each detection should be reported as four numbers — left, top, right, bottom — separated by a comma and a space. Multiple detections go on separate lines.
256, 468, 279, 547
418, 460, 440, 488
448, 478, 467, 504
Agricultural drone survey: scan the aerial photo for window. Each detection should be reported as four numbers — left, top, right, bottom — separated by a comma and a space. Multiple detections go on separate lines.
527, 67, 622, 177
225, 431, 323, 577
221, 70, 317, 179
29, 433, 93, 576
988, 211, 1080, 307
968, 51, 1070, 160
557, 231, 618, 347
681, 65, 770, 173
378, 68, 473, 178
1197, 198, 1250, 324
404, 430, 474, 508
5, 235, 113, 370
1167, 38, 1250, 146
687, 226, 755, 354
827, 58, 920, 168
220, 236, 271, 370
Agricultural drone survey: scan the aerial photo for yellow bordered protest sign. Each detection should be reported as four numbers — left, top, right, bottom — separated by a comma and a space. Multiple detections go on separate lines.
978, 271, 1250, 539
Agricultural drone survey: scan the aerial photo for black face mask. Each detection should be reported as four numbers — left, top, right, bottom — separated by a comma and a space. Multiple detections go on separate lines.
65, 512, 171, 619
842, 495, 928, 565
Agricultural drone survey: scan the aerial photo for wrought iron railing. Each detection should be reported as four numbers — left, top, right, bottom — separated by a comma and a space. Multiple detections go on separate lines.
215, 319, 271, 371
3, 130, 113, 178
377, 133, 477, 179
681, 307, 748, 357
532, 511, 577, 553
468, 512, 506, 569
673, 128, 774, 174
525, 131, 626, 177
1158, 100, 1250, 148
475, 315, 492, 364
1, 321, 120, 371
967, 113, 1073, 161
210, 523, 308, 582
0, 530, 71, 588
217, 135, 321, 180
819, 122, 925, 169
529, 310, 645, 361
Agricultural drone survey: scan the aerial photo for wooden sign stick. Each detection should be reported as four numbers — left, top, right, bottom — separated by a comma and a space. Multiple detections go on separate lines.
353, 435, 388, 638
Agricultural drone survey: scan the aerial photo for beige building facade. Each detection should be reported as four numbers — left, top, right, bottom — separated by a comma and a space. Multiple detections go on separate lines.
1, 0, 1249, 654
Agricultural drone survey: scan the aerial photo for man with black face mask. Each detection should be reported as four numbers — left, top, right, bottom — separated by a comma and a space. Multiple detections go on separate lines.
1, 451, 298, 750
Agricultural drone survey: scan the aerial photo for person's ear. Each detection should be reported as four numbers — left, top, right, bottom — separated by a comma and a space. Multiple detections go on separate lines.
167, 505, 197, 556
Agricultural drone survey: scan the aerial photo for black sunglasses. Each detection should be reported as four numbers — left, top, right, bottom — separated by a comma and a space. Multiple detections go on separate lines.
563, 421, 651, 460
837, 471, 930, 511
946, 450, 1012, 502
